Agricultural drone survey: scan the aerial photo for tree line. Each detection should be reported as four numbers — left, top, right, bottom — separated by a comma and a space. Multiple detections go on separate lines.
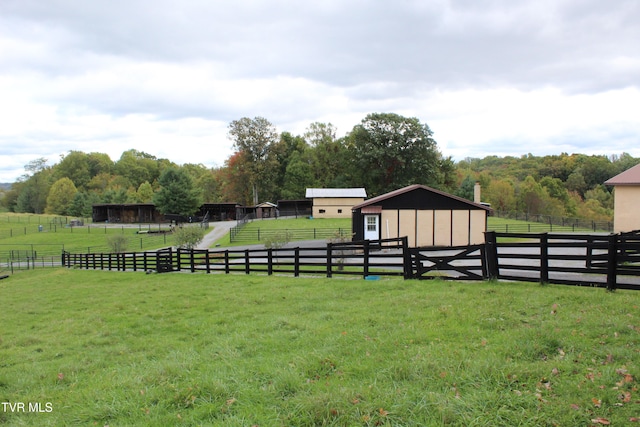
0, 112, 636, 222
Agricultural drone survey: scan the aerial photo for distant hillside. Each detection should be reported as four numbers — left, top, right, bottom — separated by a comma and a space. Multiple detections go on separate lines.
0, 183, 13, 190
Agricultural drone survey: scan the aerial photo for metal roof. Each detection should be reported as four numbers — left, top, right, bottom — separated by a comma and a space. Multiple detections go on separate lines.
605, 163, 640, 186
352, 184, 492, 211
305, 188, 367, 198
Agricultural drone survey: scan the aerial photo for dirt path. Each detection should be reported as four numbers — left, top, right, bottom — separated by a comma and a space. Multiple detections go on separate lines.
195, 221, 237, 249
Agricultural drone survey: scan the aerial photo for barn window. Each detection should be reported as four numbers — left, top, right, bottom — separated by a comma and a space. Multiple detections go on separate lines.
367, 216, 377, 231
319, 209, 326, 214
337, 209, 342, 214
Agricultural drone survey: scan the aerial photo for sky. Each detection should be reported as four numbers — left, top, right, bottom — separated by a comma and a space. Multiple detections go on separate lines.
1, 0, 639, 183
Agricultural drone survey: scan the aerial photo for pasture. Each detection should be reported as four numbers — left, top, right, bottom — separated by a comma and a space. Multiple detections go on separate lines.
1, 269, 638, 426
0, 213, 173, 259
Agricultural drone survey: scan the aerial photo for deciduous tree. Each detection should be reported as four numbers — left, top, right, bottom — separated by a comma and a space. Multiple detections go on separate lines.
46, 177, 78, 215
228, 117, 278, 204
153, 167, 203, 217
346, 113, 449, 196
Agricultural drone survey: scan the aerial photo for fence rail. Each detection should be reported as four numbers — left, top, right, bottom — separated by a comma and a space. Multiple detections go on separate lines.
230, 227, 352, 243
491, 211, 613, 232
60, 232, 640, 291
2, 256, 63, 273
63, 238, 410, 279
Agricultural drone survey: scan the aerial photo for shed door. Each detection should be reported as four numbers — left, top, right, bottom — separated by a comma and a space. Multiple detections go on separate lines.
364, 215, 380, 241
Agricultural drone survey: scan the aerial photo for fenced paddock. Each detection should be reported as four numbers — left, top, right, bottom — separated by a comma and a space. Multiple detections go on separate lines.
229, 226, 351, 243
61, 232, 640, 291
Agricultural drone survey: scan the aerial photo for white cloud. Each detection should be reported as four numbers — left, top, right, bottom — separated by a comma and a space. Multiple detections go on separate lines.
0, 0, 639, 182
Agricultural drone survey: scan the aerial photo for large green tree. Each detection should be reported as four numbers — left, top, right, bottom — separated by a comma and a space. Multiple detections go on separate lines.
54, 151, 91, 190
152, 167, 203, 217
114, 150, 170, 190
228, 117, 278, 204
346, 113, 450, 196
46, 177, 78, 215
14, 158, 51, 213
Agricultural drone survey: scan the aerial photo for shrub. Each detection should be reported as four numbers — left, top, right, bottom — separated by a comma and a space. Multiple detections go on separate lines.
263, 231, 293, 250
173, 225, 205, 250
107, 234, 128, 253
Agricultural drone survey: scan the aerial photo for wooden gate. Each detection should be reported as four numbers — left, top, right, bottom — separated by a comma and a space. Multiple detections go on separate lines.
410, 244, 486, 280
156, 247, 174, 273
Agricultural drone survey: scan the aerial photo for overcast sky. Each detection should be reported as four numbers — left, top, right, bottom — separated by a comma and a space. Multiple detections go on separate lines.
1, 0, 639, 182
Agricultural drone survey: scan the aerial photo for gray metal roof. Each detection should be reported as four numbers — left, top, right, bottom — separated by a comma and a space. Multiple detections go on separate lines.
305, 188, 367, 198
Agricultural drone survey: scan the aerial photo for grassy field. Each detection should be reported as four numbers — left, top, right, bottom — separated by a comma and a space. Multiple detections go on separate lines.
0, 213, 176, 258
1, 269, 638, 426
221, 217, 352, 246
0, 212, 609, 259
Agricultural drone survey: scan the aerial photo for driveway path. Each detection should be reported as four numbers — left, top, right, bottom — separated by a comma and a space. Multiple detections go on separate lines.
195, 221, 237, 249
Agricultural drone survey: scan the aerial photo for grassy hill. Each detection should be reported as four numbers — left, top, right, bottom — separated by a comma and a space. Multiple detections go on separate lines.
1, 269, 638, 426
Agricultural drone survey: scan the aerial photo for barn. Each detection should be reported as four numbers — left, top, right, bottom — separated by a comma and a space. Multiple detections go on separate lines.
306, 188, 367, 219
92, 203, 161, 223
351, 184, 491, 247
604, 162, 640, 233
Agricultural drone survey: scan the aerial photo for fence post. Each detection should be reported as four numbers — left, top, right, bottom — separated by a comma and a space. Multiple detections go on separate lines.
174, 248, 182, 271
540, 233, 549, 284
327, 243, 333, 278
294, 247, 300, 277
401, 236, 412, 279
245, 249, 250, 274
484, 231, 499, 280
190, 249, 195, 273
225, 250, 230, 274
606, 234, 618, 291
363, 240, 370, 279
267, 248, 273, 275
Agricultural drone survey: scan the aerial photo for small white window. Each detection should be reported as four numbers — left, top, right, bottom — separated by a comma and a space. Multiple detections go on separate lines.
367, 216, 377, 231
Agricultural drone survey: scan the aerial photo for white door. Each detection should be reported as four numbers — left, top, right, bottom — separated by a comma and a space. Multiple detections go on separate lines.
364, 215, 379, 241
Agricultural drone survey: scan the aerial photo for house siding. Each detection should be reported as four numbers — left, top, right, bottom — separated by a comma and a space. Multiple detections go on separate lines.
313, 197, 364, 218
351, 185, 490, 247
371, 208, 485, 247
612, 186, 640, 233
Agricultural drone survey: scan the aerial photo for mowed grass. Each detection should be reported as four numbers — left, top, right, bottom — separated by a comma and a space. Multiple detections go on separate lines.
0, 213, 175, 256
1, 269, 638, 426
218, 217, 352, 246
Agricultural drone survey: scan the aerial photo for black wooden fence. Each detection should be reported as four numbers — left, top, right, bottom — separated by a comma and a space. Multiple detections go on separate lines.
62, 232, 640, 291
63, 237, 412, 279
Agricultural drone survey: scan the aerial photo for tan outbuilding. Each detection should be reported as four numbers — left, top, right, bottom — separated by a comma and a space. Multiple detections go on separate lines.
351, 184, 491, 247
605, 163, 640, 233
306, 188, 367, 219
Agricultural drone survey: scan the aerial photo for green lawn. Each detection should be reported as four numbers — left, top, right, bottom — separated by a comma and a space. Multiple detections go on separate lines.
0, 213, 609, 258
0, 213, 174, 257
220, 217, 352, 246
1, 269, 638, 426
